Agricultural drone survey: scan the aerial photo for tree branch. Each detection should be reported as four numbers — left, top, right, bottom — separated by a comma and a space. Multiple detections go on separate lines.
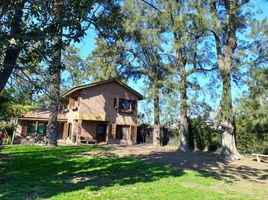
140, 0, 162, 13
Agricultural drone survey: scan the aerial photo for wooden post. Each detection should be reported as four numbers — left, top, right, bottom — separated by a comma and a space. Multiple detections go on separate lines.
105, 124, 109, 144
76, 120, 82, 145
11, 118, 18, 145
63, 123, 68, 140
35, 121, 39, 134
111, 124, 116, 139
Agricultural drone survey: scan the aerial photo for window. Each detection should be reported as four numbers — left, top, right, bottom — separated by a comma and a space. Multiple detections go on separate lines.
114, 98, 137, 113
28, 122, 36, 136
119, 99, 131, 111
27, 122, 46, 136
37, 123, 46, 136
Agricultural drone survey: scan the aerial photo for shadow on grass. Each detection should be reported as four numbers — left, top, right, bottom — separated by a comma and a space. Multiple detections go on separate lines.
119, 149, 268, 184
0, 145, 184, 199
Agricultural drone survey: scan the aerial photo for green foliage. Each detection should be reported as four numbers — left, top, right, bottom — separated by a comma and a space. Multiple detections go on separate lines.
0, 0, 122, 92
0, 89, 32, 121
86, 38, 121, 82
189, 117, 220, 151
122, 0, 180, 126
122, 0, 217, 130
236, 128, 268, 154
85, 1, 127, 82
62, 45, 89, 90
236, 68, 268, 154
0, 88, 31, 139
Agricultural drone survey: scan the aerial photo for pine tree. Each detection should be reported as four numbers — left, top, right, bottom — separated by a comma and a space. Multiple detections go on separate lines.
62, 45, 88, 90
131, 0, 212, 150
123, 0, 176, 146
207, 0, 266, 159
86, 38, 121, 82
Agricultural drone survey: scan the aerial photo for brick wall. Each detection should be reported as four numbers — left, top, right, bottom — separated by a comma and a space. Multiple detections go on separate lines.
79, 82, 139, 126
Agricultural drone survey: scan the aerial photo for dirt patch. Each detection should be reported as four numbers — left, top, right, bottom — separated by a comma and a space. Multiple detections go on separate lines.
82, 150, 114, 156
68, 176, 93, 184
86, 144, 268, 198
83, 145, 268, 186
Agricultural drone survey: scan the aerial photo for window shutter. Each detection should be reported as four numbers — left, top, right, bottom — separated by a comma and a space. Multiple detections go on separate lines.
130, 126, 135, 141
131, 100, 137, 111
114, 98, 119, 109
69, 97, 75, 108
111, 124, 116, 139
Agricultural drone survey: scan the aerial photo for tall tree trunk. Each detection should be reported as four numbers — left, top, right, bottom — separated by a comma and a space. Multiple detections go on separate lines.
179, 58, 189, 152
219, 62, 241, 160
46, 2, 62, 147
0, 1, 25, 92
46, 29, 61, 146
153, 86, 160, 146
46, 62, 61, 146
210, 0, 241, 160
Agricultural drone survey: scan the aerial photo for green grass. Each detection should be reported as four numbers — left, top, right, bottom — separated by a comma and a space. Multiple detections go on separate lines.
0, 145, 260, 199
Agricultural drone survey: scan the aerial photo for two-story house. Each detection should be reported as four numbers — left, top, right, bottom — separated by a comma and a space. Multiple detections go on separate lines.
17, 79, 143, 145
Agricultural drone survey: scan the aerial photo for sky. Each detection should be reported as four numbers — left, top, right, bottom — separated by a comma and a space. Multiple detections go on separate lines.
74, 1, 268, 124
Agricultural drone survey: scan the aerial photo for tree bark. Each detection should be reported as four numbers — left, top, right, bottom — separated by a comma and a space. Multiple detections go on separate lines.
46, 32, 61, 146
0, 1, 25, 92
153, 86, 161, 146
178, 55, 189, 152
219, 63, 241, 160
46, 2, 62, 147
210, 0, 241, 160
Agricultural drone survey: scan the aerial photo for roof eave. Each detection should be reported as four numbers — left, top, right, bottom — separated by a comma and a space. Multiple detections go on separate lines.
61, 79, 144, 100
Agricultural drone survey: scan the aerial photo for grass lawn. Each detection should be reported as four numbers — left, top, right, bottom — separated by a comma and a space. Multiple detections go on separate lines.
0, 145, 264, 200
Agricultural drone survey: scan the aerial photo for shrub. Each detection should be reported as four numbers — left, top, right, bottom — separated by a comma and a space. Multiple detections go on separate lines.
189, 117, 220, 151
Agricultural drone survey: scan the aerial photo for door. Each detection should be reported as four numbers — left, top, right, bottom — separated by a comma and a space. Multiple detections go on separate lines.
122, 126, 129, 140
63, 123, 69, 139
116, 125, 130, 140
67, 123, 72, 138
96, 124, 107, 143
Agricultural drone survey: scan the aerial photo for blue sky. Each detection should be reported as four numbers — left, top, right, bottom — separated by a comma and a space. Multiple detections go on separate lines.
73, 1, 268, 124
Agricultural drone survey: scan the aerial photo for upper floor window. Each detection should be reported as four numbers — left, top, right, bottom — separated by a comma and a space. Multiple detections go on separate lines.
69, 95, 79, 109
119, 99, 131, 111
114, 98, 137, 113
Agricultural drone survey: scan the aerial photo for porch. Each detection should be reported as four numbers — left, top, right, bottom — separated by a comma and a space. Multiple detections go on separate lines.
72, 120, 137, 145
18, 120, 67, 139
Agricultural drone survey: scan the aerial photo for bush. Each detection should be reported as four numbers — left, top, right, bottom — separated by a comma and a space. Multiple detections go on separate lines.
235, 67, 268, 154
236, 122, 268, 154
189, 117, 220, 151
236, 135, 268, 154
236, 109, 268, 154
